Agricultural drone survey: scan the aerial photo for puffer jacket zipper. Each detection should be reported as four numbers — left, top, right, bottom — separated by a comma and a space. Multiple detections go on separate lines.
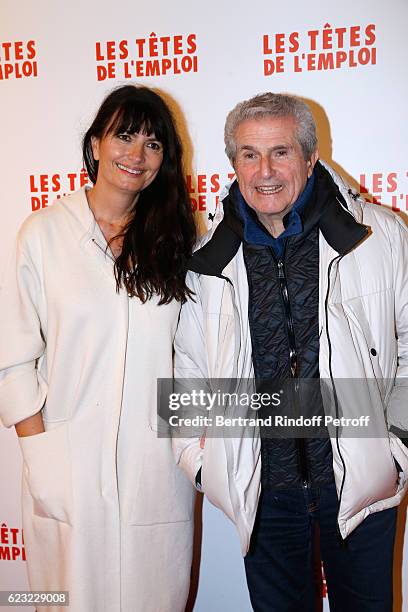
275, 246, 310, 488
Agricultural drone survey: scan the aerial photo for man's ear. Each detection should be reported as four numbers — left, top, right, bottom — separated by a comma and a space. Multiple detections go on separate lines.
91, 136, 100, 161
307, 149, 319, 177
232, 161, 238, 182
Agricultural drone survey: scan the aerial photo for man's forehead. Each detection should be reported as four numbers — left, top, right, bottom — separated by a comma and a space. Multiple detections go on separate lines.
236, 115, 296, 135
235, 116, 298, 148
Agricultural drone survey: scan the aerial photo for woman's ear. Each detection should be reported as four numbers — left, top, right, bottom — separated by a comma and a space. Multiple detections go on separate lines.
91, 136, 100, 161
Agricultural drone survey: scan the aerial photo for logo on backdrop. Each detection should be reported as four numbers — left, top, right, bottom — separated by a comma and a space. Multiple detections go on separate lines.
0, 523, 26, 562
359, 170, 408, 212
187, 172, 235, 213
28, 169, 236, 214
29, 169, 90, 211
95, 33, 198, 81
0, 40, 38, 80
262, 24, 376, 75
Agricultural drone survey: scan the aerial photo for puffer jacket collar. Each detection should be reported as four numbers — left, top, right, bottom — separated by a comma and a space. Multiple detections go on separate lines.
187, 161, 369, 278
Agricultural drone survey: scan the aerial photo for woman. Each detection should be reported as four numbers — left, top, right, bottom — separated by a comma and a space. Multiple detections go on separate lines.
0, 85, 197, 611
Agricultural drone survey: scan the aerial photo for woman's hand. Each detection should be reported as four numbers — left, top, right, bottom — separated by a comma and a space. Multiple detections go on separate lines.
15, 412, 45, 437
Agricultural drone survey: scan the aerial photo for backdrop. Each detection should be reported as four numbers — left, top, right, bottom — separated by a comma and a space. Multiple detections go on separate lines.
1, 1, 407, 610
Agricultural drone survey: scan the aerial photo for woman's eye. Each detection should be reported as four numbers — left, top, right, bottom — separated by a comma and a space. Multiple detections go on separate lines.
117, 133, 131, 142
147, 141, 163, 151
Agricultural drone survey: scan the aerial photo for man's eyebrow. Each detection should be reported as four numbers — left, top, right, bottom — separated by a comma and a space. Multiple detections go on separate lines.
238, 144, 257, 151
237, 144, 293, 152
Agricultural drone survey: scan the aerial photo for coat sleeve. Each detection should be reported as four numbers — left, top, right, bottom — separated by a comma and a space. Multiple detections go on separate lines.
387, 215, 408, 435
172, 271, 209, 486
0, 233, 47, 428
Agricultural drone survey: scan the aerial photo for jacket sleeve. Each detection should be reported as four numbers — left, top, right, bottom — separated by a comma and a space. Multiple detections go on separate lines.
387, 215, 408, 435
0, 235, 47, 428
172, 271, 209, 486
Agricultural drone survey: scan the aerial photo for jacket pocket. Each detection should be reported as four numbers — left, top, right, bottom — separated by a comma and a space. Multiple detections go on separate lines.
340, 299, 391, 410
19, 423, 73, 524
389, 432, 408, 495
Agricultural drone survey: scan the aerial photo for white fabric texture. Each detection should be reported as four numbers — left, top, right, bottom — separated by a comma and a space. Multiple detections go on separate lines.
0, 188, 195, 612
173, 163, 408, 555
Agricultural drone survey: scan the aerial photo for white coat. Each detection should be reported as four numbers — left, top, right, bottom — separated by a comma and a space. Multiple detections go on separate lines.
173, 163, 408, 555
0, 188, 195, 612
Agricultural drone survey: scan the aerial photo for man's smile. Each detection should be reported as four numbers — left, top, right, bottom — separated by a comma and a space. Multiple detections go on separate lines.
255, 185, 283, 194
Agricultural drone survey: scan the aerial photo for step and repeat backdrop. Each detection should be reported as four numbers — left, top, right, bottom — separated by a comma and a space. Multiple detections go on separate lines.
1, 1, 407, 610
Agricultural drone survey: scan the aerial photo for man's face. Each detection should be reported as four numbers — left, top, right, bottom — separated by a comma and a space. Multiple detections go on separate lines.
233, 115, 318, 222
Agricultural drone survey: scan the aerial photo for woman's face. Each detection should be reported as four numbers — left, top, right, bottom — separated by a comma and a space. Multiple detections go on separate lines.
91, 130, 164, 198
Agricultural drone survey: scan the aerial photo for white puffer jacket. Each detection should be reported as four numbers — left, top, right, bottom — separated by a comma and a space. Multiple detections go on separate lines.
173, 163, 408, 555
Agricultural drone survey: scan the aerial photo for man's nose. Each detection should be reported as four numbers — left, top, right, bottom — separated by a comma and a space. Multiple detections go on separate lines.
259, 155, 274, 178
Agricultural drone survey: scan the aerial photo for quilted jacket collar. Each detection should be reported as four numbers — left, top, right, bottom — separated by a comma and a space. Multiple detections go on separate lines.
188, 161, 369, 277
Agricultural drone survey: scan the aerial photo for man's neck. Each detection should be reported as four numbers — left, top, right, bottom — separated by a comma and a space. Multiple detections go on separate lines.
255, 213, 285, 238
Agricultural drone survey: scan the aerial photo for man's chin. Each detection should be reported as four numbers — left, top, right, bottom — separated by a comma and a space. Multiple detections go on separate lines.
252, 201, 291, 217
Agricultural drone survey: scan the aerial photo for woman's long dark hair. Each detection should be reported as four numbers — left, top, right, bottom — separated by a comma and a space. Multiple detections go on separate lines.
83, 85, 196, 304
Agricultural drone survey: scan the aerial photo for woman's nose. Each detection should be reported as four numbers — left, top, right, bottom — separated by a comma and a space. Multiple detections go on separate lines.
128, 139, 145, 162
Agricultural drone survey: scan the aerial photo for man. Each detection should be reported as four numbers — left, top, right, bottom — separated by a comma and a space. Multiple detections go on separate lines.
172, 93, 408, 611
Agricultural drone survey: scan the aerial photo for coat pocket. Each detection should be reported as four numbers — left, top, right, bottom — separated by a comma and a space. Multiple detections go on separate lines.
19, 424, 73, 524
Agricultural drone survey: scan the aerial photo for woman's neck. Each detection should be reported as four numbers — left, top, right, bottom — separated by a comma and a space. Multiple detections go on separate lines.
86, 183, 136, 226
86, 185, 136, 257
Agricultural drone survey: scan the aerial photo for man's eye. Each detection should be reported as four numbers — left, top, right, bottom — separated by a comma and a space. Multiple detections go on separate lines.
275, 150, 287, 157
243, 152, 255, 159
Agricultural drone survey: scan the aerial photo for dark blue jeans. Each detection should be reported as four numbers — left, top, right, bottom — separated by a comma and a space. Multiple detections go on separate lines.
244, 483, 397, 612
